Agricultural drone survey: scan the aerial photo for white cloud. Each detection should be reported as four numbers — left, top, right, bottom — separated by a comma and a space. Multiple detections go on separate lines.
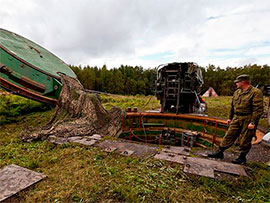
0, 0, 269, 69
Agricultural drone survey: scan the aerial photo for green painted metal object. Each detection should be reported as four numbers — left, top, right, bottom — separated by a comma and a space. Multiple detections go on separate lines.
0, 28, 77, 105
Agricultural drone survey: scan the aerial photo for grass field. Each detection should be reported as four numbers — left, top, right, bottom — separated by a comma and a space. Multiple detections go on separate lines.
0, 94, 269, 202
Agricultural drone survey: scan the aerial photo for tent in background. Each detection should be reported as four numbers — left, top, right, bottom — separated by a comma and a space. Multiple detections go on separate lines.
202, 87, 219, 97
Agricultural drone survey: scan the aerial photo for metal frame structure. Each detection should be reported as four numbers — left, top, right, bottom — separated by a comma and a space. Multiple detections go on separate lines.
120, 112, 264, 148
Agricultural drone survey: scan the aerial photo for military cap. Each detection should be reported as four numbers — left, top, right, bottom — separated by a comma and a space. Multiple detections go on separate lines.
234, 74, 250, 83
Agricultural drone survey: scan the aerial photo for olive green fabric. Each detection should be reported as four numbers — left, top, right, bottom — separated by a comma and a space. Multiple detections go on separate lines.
234, 74, 250, 83
221, 115, 255, 153
229, 85, 264, 124
222, 86, 263, 153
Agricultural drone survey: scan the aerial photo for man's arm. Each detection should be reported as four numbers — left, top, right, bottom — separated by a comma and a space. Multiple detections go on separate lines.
227, 100, 234, 125
229, 101, 234, 120
250, 89, 264, 125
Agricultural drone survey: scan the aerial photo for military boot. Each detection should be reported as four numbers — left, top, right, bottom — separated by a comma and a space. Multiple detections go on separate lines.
207, 147, 225, 159
232, 152, 247, 164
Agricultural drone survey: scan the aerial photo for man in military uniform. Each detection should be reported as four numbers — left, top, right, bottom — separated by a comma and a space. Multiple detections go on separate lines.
208, 74, 264, 164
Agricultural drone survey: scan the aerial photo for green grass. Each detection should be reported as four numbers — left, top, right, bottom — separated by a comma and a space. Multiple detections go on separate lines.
203, 96, 269, 128
203, 96, 232, 118
0, 94, 53, 124
99, 94, 161, 112
100, 94, 269, 128
0, 94, 270, 202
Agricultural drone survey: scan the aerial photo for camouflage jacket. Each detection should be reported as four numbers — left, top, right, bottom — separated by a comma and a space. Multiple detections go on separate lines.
229, 85, 264, 124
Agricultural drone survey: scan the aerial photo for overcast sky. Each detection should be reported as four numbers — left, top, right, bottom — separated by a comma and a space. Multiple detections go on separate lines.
1, 0, 270, 69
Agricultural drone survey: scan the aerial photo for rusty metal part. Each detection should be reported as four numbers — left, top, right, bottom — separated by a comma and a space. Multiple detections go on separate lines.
0, 63, 12, 74
19, 76, 46, 93
0, 164, 46, 202
121, 150, 135, 156
28, 45, 42, 56
125, 126, 223, 147
125, 112, 264, 144
104, 147, 117, 153
1, 64, 47, 92
127, 112, 227, 125
0, 76, 57, 105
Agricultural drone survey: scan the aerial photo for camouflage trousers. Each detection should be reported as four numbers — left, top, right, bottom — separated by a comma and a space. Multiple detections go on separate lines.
220, 115, 256, 153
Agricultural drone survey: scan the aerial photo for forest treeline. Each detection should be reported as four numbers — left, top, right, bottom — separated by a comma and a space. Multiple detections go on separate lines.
70, 64, 270, 96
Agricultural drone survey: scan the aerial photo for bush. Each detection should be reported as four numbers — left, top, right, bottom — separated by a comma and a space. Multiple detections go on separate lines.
0, 94, 53, 124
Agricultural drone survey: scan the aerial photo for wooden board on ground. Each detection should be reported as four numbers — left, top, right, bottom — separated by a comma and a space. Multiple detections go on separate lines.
162, 146, 191, 156
154, 151, 247, 178
49, 136, 98, 146
97, 140, 158, 156
0, 164, 46, 202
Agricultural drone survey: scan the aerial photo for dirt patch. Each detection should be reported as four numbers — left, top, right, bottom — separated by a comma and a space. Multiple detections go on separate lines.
246, 144, 270, 163
21, 75, 123, 142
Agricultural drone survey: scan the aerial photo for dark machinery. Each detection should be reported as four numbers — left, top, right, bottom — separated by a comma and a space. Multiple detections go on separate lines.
261, 85, 270, 97
257, 84, 270, 125
155, 62, 205, 114
261, 85, 270, 125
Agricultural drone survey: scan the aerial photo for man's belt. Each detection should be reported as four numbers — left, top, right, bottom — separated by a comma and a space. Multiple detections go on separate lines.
235, 112, 251, 116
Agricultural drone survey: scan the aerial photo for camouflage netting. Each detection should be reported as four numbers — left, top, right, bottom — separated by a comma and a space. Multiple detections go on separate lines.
21, 75, 123, 142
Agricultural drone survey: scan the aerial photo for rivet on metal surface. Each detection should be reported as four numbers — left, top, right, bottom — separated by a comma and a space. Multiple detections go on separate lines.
104, 147, 117, 153
120, 150, 134, 156
184, 148, 190, 152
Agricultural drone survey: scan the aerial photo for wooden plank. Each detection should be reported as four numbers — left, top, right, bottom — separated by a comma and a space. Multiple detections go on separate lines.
97, 140, 158, 156
154, 152, 247, 178
162, 146, 191, 156
0, 164, 46, 202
